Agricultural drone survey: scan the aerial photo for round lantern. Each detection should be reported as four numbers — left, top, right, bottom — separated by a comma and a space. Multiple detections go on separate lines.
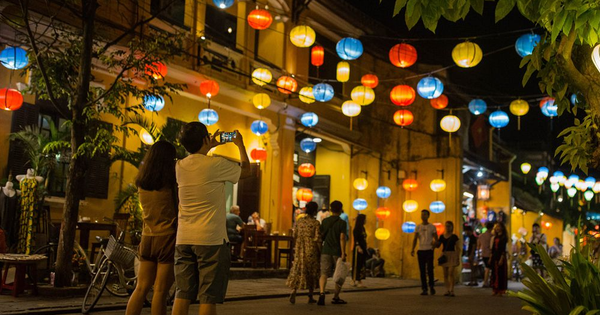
247, 9, 272, 30
0, 46, 28, 70
250, 120, 268, 136
567, 187, 577, 198
353, 198, 368, 211
375, 228, 391, 240
576, 180, 586, 192
200, 80, 220, 98
313, 83, 334, 102
430, 179, 447, 192
390, 85, 416, 106
593, 45, 600, 73
276, 76, 298, 94
300, 138, 317, 153
489, 110, 510, 129
341, 101, 361, 117
336, 37, 363, 60
537, 167, 549, 179
550, 183, 560, 192
198, 109, 219, 125
510, 99, 529, 129
440, 115, 461, 133
250, 148, 267, 162
452, 41, 483, 68
289, 25, 316, 48
402, 221, 417, 233
251, 68, 272, 86
213, 0, 234, 9
298, 163, 316, 177
0, 88, 23, 111
353, 178, 369, 191
389, 43, 417, 68
311, 46, 324, 67
143, 94, 165, 112
139, 129, 155, 145
145, 61, 167, 80
299, 87, 315, 104
296, 188, 314, 202
571, 94, 582, 106
433, 223, 444, 236
336, 62, 350, 82
520, 163, 532, 174
393, 109, 414, 127
361, 74, 379, 88
417, 77, 444, 99
253, 93, 271, 109
543, 221, 553, 230
468, 99, 487, 115
515, 33, 541, 58
375, 207, 391, 220
430, 201, 446, 214
376, 186, 392, 199
300, 112, 319, 127
535, 176, 545, 186
430, 94, 448, 109
351, 86, 375, 106
586, 177, 596, 189
402, 179, 418, 191
540, 97, 557, 117
594, 182, 600, 193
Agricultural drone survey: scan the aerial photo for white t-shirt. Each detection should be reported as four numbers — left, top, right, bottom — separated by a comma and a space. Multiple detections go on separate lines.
247, 217, 266, 229
176, 154, 241, 245
416, 224, 437, 251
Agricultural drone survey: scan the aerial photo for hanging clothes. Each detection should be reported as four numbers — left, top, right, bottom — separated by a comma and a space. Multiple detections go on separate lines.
0, 189, 20, 249
17, 178, 39, 254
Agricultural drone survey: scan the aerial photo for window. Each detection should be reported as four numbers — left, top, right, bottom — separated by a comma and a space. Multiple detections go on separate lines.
151, 0, 187, 28
38, 114, 70, 196
204, 5, 237, 49
308, 33, 342, 96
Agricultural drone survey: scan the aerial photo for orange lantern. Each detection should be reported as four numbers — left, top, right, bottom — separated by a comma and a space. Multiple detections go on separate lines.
390, 85, 415, 106
542, 221, 553, 230
298, 163, 316, 177
361, 74, 379, 88
144, 61, 167, 80
375, 207, 391, 220
296, 188, 313, 202
393, 109, 414, 127
200, 80, 220, 98
389, 43, 417, 68
247, 9, 273, 30
311, 46, 324, 67
433, 223, 444, 236
0, 88, 23, 111
250, 148, 267, 162
430, 94, 448, 109
402, 179, 418, 191
276, 76, 298, 94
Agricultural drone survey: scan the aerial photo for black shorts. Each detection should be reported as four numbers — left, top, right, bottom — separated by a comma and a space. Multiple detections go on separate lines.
483, 257, 491, 268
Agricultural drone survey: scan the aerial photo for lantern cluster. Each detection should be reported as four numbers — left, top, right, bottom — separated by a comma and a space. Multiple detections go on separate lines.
0, 46, 28, 111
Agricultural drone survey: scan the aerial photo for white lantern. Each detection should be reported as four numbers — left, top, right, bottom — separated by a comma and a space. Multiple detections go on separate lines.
341, 101, 361, 117
592, 44, 600, 73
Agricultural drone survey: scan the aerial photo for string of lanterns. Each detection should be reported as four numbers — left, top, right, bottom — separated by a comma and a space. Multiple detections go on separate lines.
521, 164, 600, 205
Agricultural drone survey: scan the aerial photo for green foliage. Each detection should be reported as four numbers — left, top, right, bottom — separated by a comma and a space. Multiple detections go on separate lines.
114, 184, 142, 243
555, 114, 597, 173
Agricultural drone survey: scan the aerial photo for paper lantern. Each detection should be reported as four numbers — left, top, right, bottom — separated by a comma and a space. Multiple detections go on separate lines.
351, 86, 375, 106
535, 176, 545, 186
430, 201, 446, 214
393, 109, 414, 127
353, 178, 369, 191
299, 87, 315, 104
433, 223, 444, 236
593, 182, 600, 194
341, 101, 361, 117
0, 88, 23, 111
200, 80, 220, 98
289, 25, 315, 48
390, 85, 416, 106
489, 110, 509, 129
586, 177, 596, 189
376, 186, 392, 199
0, 46, 28, 70
540, 97, 557, 117
550, 182, 560, 192
402, 179, 418, 191
543, 221, 553, 230
515, 33, 541, 58
468, 99, 487, 115
251, 68, 272, 86
143, 95, 165, 112
144, 61, 167, 80
300, 112, 319, 127
440, 115, 461, 133
313, 83, 334, 102
250, 148, 267, 162
521, 163, 532, 174
375, 228, 391, 240
353, 198, 368, 211
247, 9, 272, 30
430, 179, 446, 192
375, 207, 391, 220
577, 180, 588, 192
276, 76, 298, 94
430, 94, 448, 109
298, 163, 316, 177
537, 167, 549, 179
389, 43, 417, 68
510, 99, 529, 129
253, 93, 271, 109
403, 200, 418, 213
417, 77, 444, 99
311, 46, 324, 67
567, 187, 577, 198
571, 94, 582, 106
250, 120, 268, 136
336, 62, 350, 82
139, 129, 155, 145
296, 188, 313, 202
300, 138, 317, 153
213, 0, 234, 9
198, 109, 219, 125
336, 37, 363, 60
402, 221, 417, 233
361, 74, 378, 88
593, 45, 600, 73
452, 41, 483, 68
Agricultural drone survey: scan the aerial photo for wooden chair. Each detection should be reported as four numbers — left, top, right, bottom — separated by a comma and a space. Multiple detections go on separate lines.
276, 239, 294, 269
242, 226, 268, 268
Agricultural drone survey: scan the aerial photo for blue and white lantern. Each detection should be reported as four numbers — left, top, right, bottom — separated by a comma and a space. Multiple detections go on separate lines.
353, 198, 368, 211
300, 138, 317, 153
570, 94, 582, 106
250, 120, 269, 136
376, 186, 392, 199
430, 201, 446, 214
336, 37, 363, 60
143, 95, 165, 112
487, 210, 497, 223
0, 46, 28, 70
300, 112, 319, 128
489, 110, 509, 129
402, 221, 417, 233
585, 177, 596, 189
417, 77, 444, 99
540, 98, 558, 117
553, 171, 564, 178
313, 83, 334, 102
468, 99, 487, 115
213, 0, 234, 9
515, 33, 541, 58
198, 109, 219, 126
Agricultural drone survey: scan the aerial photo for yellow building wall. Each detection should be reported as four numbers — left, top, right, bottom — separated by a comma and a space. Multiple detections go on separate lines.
315, 146, 351, 210
511, 211, 564, 245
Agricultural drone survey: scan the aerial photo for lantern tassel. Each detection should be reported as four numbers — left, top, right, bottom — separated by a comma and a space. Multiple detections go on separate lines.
350, 117, 353, 131
518, 116, 521, 130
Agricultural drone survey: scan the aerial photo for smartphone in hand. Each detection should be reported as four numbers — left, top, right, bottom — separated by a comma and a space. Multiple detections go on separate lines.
220, 132, 236, 143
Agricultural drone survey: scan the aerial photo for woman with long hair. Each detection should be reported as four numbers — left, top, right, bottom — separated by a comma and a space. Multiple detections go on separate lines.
352, 214, 368, 287
435, 221, 461, 297
490, 222, 509, 297
126, 141, 178, 315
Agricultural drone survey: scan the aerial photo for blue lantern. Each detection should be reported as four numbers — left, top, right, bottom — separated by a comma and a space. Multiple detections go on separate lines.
313, 83, 334, 102
402, 221, 417, 233
568, 174, 579, 182
143, 95, 165, 112
538, 167, 549, 175
300, 138, 317, 153
0, 46, 28, 70
553, 171, 564, 178
353, 198, 368, 211
376, 186, 392, 199
570, 94, 582, 106
336, 37, 363, 60
468, 99, 487, 115
430, 201, 446, 214
489, 110, 509, 129
487, 210, 497, 223
213, 0, 234, 9
300, 112, 319, 128
198, 109, 219, 126
585, 176, 596, 189
541, 98, 558, 117
250, 120, 269, 136
515, 33, 541, 58
417, 77, 444, 99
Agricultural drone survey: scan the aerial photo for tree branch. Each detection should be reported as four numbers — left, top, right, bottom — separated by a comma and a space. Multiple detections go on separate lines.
86, 63, 134, 107
557, 30, 591, 99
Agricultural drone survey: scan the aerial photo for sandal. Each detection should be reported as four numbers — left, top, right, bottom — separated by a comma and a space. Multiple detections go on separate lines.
444, 292, 451, 296
332, 298, 348, 304
308, 296, 317, 303
289, 292, 296, 304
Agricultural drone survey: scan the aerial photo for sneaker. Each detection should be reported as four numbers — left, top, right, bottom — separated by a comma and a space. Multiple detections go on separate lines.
421, 290, 428, 296
332, 298, 347, 304
430, 288, 436, 295
317, 294, 325, 306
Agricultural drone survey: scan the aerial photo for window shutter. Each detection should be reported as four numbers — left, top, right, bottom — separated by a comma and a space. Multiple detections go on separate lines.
7, 103, 39, 177
84, 121, 112, 199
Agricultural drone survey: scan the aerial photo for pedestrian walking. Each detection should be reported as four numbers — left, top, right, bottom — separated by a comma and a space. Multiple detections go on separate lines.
464, 226, 478, 286
435, 221, 461, 297
287, 201, 321, 304
318, 200, 348, 306
411, 209, 438, 295
351, 214, 368, 287
490, 222, 509, 297
529, 223, 547, 277
477, 222, 494, 287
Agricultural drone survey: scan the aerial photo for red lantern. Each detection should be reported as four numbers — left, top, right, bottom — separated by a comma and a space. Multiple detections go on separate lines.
0, 88, 23, 111
144, 61, 167, 80
430, 94, 448, 109
402, 179, 418, 191
311, 46, 324, 67
296, 188, 313, 202
247, 9, 273, 30
433, 223, 444, 236
389, 43, 417, 68
390, 85, 415, 106
393, 109, 414, 127
298, 163, 316, 177
250, 148, 267, 162
200, 80, 220, 98
375, 207, 391, 220
361, 74, 379, 88
276, 76, 298, 94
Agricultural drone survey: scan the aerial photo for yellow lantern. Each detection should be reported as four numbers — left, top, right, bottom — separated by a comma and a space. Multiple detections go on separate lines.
403, 200, 419, 213
139, 129, 155, 145
341, 100, 361, 117
430, 179, 447, 192
253, 93, 271, 110
440, 115, 461, 133
520, 163, 532, 174
337, 61, 350, 82
252, 68, 272, 86
452, 41, 483, 68
289, 25, 316, 48
375, 228, 390, 241
299, 86, 315, 104
509, 99, 529, 130
351, 86, 375, 106
353, 178, 368, 191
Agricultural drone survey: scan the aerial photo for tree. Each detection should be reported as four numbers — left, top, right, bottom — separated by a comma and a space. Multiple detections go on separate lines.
1, 0, 186, 286
387, 0, 600, 173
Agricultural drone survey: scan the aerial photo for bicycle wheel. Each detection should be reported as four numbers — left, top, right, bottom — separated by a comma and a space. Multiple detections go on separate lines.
33, 244, 58, 283
82, 259, 111, 314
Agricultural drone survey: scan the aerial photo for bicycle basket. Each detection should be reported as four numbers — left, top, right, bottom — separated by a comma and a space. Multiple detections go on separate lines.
105, 236, 136, 267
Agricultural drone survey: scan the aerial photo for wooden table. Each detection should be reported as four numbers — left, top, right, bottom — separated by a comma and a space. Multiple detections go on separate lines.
76, 222, 118, 252
0, 254, 46, 297
259, 234, 294, 269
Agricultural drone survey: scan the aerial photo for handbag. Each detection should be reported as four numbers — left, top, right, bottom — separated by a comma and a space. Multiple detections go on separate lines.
438, 253, 448, 265
333, 258, 350, 286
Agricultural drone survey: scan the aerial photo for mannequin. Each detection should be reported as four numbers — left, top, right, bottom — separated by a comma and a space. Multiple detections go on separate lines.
2, 181, 20, 198
16, 168, 44, 184
0, 178, 20, 249
16, 169, 44, 255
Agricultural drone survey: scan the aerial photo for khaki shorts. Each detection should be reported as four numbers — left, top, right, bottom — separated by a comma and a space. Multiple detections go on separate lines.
139, 234, 176, 264
320, 254, 339, 277
174, 243, 231, 304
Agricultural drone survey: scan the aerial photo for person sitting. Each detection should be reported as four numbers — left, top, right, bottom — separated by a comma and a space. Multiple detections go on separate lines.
226, 205, 244, 243
247, 212, 266, 231
365, 248, 385, 277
